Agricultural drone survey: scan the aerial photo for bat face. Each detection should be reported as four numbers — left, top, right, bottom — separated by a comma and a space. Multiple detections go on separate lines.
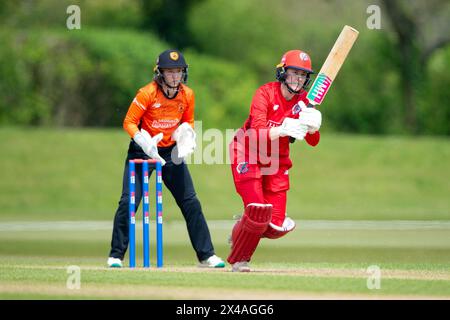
306, 25, 359, 107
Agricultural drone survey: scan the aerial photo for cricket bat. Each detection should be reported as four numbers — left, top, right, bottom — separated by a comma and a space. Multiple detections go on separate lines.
291, 25, 359, 142
306, 25, 359, 107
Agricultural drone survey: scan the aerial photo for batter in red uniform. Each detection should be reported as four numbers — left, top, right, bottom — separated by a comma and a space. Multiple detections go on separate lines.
228, 50, 323, 272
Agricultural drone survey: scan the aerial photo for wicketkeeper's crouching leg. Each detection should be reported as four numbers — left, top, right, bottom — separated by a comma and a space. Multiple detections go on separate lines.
227, 203, 272, 272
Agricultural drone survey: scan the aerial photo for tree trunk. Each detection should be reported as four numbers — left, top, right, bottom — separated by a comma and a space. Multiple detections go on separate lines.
398, 38, 422, 134
382, 0, 421, 134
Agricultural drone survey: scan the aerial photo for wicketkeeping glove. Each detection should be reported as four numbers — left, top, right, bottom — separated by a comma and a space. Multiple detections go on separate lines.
133, 129, 166, 166
172, 122, 197, 158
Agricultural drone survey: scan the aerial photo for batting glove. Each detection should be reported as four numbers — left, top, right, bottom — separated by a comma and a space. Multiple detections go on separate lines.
278, 117, 309, 140
298, 107, 322, 134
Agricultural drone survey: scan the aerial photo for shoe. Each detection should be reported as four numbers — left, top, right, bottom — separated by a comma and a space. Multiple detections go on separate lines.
232, 261, 251, 272
107, 257, 123, 268
198, 254, 225, 268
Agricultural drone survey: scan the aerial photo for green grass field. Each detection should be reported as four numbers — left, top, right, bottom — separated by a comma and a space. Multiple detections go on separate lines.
1, 220, 449, 299
0, 128, 449, 299
0, 127, 449, 221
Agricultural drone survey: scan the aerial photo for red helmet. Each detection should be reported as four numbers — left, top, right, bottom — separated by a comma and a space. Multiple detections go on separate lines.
276, 50, 314, 93
277, 49, 313, 73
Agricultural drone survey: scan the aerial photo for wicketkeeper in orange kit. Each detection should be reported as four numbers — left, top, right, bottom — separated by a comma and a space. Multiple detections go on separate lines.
107, 49, 225, 269
228, 50, 322, 272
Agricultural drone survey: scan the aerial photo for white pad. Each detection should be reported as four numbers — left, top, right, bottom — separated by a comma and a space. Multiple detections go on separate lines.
268, 217, 296, 232
262, 216, 296, 239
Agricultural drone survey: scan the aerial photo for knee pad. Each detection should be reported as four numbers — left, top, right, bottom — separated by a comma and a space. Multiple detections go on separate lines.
227, 203, 272, 264
262, 217, 296, 239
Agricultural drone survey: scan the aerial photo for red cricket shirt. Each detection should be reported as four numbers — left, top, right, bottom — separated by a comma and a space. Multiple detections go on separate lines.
231, 81, 320, 170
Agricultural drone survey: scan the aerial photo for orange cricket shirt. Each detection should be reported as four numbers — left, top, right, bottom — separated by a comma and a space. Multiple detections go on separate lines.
123, 81, 195, 147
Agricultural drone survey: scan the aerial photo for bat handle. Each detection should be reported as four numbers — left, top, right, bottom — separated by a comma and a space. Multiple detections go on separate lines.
289, 103, 315, 143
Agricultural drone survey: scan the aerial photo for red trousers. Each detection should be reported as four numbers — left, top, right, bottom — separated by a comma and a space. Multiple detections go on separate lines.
231, 162, 289, 227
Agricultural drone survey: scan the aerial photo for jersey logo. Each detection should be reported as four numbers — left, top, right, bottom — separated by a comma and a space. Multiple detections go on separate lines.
299, 52, 310, 61
151, 119, 179, 129
273, 104, 279, 111
236, 162, 249, 174
292, 103, 302, 115
152, 103, 161, 108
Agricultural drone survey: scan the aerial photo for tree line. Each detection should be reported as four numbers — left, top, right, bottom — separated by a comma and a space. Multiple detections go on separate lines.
0, 0, 448, 135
